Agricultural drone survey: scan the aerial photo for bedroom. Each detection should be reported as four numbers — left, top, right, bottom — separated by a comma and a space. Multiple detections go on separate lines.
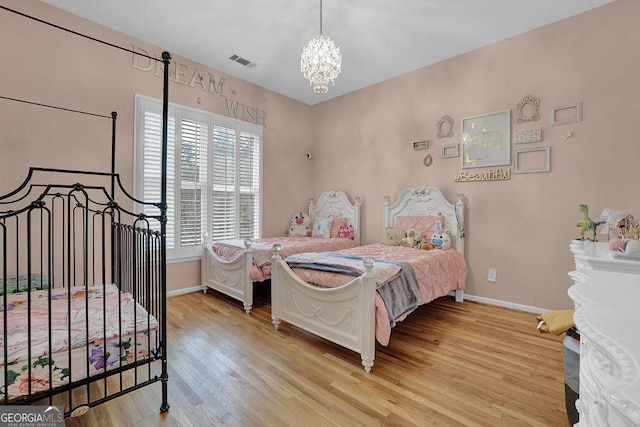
1, 0, 638, 425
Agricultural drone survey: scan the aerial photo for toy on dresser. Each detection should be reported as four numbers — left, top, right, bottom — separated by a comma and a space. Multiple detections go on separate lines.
576, 204, 604, 241
608, 237, 640, 259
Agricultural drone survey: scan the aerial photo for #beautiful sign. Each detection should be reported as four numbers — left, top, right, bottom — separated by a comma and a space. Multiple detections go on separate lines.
454, 168, 511, 182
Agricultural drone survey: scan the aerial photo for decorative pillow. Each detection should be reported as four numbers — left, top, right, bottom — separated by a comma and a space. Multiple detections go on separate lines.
330, 217, 348, 238
312, 217, 332, 238
0, 273, 49, 295
395, 215, 447, 241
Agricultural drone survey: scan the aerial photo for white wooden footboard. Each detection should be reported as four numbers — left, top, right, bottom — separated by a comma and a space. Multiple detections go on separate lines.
271, 245, 378, 372
201, 240, 254, 314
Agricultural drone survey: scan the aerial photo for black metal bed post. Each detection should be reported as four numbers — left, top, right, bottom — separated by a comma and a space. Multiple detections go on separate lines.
159, 50, 171, 414
110, 111, 117, 200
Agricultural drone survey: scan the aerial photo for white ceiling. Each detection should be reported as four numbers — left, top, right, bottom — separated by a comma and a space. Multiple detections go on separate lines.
41, 0, 613, 106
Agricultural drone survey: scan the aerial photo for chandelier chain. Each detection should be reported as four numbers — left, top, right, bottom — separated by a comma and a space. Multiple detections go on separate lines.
320, 0, 323, 34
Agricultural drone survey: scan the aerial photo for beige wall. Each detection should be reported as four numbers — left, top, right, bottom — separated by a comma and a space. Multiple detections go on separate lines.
0, 0, 313, 294
311, 0, 640, 310
2, 0, 638, 309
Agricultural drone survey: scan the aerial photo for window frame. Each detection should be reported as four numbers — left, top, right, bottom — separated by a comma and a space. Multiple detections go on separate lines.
134, 95, 263, 262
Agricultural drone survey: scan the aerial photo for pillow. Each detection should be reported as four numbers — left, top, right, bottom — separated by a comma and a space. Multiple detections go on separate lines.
395, 215, 447, 241
330, 217, 348, 238
312, 217, 332, 238
0, 273, 49, 295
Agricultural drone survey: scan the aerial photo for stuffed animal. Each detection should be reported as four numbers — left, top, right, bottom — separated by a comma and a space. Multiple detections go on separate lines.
420, 241, 431, 250
430, 220, 451, 249
338, 224, 354, 239
383, 227, 405, 246
288, 212, 311, 237
401, 228, 421, 248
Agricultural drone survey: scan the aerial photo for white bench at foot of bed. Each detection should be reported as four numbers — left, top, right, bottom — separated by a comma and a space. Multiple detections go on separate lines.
201, 240, 254, 314
271, 247, 378, 373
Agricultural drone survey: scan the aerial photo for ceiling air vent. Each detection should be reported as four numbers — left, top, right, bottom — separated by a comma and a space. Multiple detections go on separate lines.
228, 54, 256, 68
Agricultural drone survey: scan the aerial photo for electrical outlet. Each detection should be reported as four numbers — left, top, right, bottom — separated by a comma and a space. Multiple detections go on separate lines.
487, 268, 497, 282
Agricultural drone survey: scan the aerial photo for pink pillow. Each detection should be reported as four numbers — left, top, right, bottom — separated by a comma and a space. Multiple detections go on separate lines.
394, 215, 446, 241
330, 217, 347, 238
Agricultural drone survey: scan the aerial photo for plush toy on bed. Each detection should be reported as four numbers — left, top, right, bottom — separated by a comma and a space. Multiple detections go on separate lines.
338, 224, 354, 239
430, 220, 451, 249
383, 227, 406, 246
401, 229, 422, 248
288, 212, 312, 237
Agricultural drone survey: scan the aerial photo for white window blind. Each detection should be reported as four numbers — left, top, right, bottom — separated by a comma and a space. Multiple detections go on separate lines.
210, 126, 261, 241
135, 95, 262, 261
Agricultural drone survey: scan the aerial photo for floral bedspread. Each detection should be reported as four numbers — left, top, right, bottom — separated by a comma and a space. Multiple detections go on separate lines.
0, 284, 158, 400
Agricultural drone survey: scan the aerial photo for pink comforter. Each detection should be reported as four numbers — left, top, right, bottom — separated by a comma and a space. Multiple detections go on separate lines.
290, 243, 467, 345
211, 237, 358, 281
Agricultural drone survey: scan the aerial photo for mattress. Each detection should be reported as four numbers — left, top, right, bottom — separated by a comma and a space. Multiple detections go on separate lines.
0, 284, 159, 400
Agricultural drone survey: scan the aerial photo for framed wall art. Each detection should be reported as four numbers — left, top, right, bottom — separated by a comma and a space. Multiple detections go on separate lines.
551, 103, 582, 126
461, 110, 511, 169
514, 146, 550, 174
441, 144, 459, 158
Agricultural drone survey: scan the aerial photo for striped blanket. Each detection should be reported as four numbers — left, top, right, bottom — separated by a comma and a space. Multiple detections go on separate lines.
285, 252, 423, 326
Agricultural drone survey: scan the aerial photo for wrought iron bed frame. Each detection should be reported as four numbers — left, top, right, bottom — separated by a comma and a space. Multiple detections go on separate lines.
0, 5, 170, 418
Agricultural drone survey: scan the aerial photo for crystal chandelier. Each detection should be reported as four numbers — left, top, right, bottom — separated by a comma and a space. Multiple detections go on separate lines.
301, 0, 341, 94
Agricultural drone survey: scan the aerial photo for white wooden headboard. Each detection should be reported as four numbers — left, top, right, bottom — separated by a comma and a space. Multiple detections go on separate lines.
383, 186, 465, 256
309, 191, 362, 245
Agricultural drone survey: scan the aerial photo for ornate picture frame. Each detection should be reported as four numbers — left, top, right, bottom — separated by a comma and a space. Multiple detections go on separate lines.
515, 95, 540, 124
436, 115, 453, 139
461, 110, 511, 169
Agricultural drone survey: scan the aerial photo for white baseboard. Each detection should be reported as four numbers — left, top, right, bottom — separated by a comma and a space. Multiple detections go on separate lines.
170, 286, 550, 314
458, 292, 549, 314
167, 285, 203, 298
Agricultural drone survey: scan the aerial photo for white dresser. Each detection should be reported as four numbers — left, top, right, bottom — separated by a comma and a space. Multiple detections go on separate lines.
568, 241, 640, 426
570, 240, 640, 277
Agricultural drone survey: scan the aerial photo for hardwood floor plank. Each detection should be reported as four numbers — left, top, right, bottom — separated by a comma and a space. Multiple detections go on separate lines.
63, 289, 569, 426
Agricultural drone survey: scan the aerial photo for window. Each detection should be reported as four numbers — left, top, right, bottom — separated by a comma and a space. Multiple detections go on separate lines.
135, 95, 262, 261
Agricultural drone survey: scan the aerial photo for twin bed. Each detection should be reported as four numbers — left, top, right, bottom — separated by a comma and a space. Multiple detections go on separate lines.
202, 185, 467, 373
271, 186, 467, 372
201, 190, 362, 313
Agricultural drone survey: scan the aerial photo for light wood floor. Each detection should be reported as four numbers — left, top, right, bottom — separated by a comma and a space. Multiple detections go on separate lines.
65, 285, 569, 427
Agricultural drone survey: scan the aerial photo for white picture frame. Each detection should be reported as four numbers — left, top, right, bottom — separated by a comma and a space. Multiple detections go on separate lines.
461, 110, 511, 169
441, 144, 459, 158
513, 146, 550, 174
551, 103, 582, 126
